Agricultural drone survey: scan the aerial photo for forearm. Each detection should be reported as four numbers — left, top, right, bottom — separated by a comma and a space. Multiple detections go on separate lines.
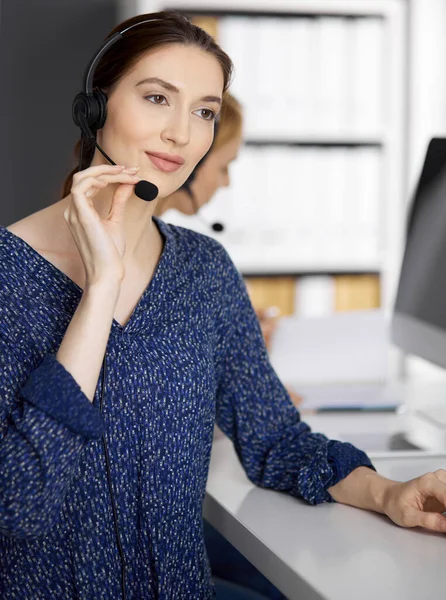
327, 466, 398, 513
56, 281, 121, 402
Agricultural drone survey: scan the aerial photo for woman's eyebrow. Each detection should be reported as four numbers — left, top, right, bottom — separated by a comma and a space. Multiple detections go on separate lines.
135, 77, 222, 105
201, 95, 222, 106
136, 76, 179, 92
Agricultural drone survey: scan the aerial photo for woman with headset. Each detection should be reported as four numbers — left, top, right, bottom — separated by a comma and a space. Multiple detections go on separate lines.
1, 11, 446, 600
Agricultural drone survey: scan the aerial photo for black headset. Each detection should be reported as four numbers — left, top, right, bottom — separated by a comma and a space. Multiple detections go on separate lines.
72, 18, 160, 143
178, 121, 224, 233
72, 17, 162, 202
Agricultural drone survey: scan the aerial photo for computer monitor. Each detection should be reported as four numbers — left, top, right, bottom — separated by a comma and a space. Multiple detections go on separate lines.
391, 137, 446, 368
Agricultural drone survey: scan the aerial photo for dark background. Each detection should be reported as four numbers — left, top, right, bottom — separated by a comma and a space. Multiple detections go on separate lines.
0, 0, 118, 226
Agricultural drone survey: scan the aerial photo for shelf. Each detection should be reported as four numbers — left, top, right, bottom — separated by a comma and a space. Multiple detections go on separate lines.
239, 266, 381, 277
244, 137, 384, 148
168, 3, 387, 19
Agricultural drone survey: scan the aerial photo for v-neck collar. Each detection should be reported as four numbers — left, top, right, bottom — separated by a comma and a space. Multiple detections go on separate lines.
0, 215, 174, 335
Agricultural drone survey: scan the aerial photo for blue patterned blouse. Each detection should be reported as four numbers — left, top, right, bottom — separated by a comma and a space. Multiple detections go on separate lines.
0, 216, 374, 599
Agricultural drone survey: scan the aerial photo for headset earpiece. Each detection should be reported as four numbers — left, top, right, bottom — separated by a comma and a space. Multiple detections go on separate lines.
72, 88, 108, 138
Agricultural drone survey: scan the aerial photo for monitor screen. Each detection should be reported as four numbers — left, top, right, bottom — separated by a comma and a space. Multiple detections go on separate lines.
391, 137, 446, 368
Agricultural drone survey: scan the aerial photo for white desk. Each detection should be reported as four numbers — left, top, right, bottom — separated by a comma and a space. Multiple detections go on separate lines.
204, 430, 446, 600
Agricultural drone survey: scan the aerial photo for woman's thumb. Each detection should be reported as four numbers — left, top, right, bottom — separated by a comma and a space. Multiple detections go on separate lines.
106, 183, 134, 223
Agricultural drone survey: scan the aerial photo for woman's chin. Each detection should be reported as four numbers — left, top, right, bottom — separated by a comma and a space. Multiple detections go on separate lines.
147, 183, 180, 202
135, 170, 181, 197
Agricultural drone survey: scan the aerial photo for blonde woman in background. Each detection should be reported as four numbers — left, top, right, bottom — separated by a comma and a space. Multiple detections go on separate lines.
156, 92, 303, 411
157, 92, 290, 599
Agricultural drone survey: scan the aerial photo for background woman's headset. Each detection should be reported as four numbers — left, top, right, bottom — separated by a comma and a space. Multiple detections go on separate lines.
179, 121, 224, 233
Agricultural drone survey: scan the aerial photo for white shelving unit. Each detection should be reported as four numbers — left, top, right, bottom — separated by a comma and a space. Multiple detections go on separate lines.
123, 0, 408, 311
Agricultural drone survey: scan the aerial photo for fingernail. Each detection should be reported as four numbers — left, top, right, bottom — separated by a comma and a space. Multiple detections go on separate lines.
125, 166, 140, 173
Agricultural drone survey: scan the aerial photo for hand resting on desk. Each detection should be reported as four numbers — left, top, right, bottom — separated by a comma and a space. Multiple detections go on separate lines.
328, 465, 446, 533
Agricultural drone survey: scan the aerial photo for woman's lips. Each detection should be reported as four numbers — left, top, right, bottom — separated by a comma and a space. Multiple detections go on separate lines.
145, 152, 183, 173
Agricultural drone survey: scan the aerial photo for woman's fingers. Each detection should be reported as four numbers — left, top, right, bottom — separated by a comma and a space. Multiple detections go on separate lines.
433, 469, 446, 485
72, 173, 140, 195
420, 472, 446, 515
286, 387, 303, 407
71, 164, 123, 191
410, 474, 446, 531
65, 163, 142, 285
71, 164, 140, 196
421, 472, 446, 504
106, 184, 136, 223
72, 164, 124, 183
415, 510, 446, 533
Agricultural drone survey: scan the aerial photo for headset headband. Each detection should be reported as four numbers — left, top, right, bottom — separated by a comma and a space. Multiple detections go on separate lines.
84, 19, 162, 94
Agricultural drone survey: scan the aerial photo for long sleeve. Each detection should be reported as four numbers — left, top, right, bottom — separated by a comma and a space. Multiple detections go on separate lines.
213, 246, 375, 505
0, 336, 104, 539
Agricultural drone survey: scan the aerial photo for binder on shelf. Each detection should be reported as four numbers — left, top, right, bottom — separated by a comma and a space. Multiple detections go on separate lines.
314, 17, 349, 133
319, 147, 348, 259
334, 274, 381, 311
245, 277, 295, 316
287, 18, 312, 135
342, 147, 382, 262
218, 17, 252, 129
348, 17, 384, 135
294, 275, 335, 317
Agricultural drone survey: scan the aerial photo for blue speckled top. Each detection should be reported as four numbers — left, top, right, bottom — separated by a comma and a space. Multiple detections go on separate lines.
0, 216, 374, 599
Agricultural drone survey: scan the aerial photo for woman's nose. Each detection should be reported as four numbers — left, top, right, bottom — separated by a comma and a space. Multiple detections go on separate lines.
161, 112, 190, 146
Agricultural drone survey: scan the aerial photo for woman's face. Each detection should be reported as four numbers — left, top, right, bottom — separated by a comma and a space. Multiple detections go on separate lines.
186, 134, 242, 212
98, 43, 224, 199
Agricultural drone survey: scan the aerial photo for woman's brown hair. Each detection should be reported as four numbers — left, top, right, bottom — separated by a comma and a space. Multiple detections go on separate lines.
62, 11, 233, 196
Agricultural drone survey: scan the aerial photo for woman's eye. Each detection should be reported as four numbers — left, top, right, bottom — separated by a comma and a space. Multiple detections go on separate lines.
195, 108, 216, 121
145, 94, 167, 105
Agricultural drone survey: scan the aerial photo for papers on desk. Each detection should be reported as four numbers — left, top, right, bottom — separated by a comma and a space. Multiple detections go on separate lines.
292, 382, 400, 411
269, 310, 399, 410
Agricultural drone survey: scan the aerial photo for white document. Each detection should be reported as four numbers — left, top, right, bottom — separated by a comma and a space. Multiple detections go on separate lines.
269, 309, 389, 386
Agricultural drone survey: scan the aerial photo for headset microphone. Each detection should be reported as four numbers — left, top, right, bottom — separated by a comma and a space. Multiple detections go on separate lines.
182, 181, 225, 233
211, 221, 224, 233
74, 111, 159, 203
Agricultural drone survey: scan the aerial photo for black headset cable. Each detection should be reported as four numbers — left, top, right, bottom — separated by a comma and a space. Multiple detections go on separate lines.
76, 146, 127, 599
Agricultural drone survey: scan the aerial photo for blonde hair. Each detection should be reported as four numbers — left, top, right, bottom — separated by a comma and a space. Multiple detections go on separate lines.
214, 92, 243, 150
